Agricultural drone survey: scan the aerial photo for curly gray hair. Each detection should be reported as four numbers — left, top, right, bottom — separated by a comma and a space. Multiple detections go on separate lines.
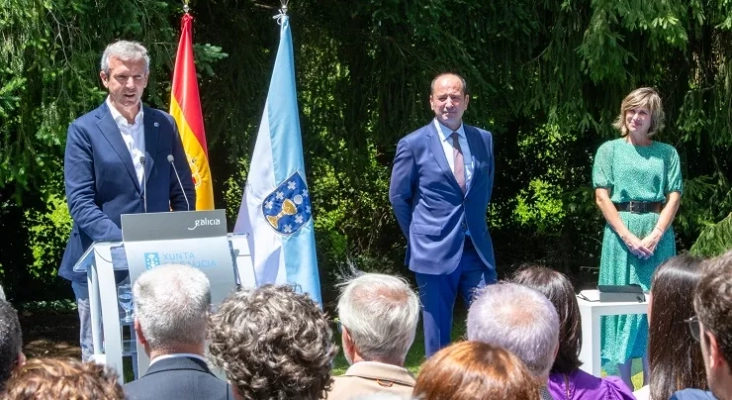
208, 284, 337, 400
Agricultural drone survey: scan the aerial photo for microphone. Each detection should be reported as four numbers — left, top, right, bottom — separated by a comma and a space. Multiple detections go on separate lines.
139, 155, 147, 213
167, 154, 190, 211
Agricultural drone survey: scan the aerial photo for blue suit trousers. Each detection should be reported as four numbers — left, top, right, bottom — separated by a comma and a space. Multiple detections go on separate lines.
415, 236, 496, 358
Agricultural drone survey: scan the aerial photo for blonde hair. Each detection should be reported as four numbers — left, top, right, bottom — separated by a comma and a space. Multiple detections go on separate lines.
2, 358, 124, 400
612, 87, 665, 137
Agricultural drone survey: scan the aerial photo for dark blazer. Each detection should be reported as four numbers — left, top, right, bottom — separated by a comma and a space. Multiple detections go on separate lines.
59, 102, 195, 282
389, 122, 496, 275
123, 356, 234, 400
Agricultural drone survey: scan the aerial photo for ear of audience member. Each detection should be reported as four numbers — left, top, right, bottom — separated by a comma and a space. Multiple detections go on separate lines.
640, 254, 708, 400
511, 266, 635, 400
0, 300, 24, 392
2, 357, 124, 400
412, 341, 540, 400
466, 282, 559, 381
208, 284, 337, 400
329, 273, 420, 400
691, 250, 732, 400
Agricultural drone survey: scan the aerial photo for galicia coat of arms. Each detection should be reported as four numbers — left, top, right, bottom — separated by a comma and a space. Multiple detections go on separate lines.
262, 171, 312, 235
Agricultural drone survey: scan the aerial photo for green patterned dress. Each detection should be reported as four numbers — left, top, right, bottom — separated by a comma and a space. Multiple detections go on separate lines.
592, 138, 683, 368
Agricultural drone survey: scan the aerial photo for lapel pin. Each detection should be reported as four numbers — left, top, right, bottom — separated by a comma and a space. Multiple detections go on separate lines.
153, 122, 159, 127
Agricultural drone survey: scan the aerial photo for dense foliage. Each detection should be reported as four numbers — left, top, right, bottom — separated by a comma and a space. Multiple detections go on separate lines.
1, 0, 730, 301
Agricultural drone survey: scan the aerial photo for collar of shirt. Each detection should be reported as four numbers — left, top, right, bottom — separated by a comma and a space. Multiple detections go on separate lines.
106, 96, 144, 127
434, 119, 465, 142
149, 353, 208, 367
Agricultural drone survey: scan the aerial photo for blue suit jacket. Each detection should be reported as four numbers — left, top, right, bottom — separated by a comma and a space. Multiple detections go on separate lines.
389, 122, 496, 275
123, 356, 234, 400
59, 102, 195, 282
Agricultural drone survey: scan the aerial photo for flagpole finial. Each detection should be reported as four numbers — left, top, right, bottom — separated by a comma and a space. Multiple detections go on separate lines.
273, 0, 288, 24
183, 0, 189, 13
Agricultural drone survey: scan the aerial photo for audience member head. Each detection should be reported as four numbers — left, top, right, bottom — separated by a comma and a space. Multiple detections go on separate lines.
694, 250, 732, 400
413, 341, 540, 400
647, 254, 707, 399
2, 358, 124, 400
209, 284, 337, 400
467, 282, 559, 380
337, 273, 420, 366
133, 263, 211, 357
0, 300, 24, 391
511, 265, 582, 374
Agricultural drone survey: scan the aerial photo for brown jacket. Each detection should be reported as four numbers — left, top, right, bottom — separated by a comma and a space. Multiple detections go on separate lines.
327, 361, 416, 400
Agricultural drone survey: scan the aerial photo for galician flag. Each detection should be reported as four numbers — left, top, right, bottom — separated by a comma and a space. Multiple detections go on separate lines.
233, 14, 321, 304
170, 13, 214, 210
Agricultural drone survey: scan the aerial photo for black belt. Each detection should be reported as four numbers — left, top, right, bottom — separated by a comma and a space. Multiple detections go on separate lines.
614, 201, 663, 214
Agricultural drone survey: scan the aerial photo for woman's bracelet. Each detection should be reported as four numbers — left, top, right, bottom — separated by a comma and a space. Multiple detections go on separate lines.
654, 226, 664, 234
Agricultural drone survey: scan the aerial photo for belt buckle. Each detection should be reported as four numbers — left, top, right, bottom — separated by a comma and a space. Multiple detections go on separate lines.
628, 201, 641, 213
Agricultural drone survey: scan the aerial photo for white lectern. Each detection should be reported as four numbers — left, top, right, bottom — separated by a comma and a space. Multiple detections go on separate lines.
577, 290, 649, 376
72, 210, 252, 383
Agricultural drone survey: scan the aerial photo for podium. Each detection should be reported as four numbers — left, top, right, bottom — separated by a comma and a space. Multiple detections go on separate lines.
71, 210, 252, 383
576, 289, 649, 376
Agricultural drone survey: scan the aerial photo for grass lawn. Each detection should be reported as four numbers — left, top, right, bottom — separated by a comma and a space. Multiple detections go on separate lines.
331, 305, 646, 391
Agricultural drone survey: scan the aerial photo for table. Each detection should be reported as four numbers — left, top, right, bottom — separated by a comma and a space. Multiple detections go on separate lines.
577, 289, 649, 376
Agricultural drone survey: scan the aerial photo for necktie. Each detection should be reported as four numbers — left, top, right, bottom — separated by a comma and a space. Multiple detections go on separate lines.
451, 132, 466, 194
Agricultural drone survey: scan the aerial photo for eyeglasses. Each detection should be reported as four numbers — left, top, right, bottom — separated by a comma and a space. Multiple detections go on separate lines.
685, 315, 701, 342
333, 318, 343, 334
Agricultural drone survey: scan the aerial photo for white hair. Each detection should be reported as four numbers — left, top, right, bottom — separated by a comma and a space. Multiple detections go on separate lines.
337, 273, 420, 364
467, 282, 559, 379
100, 40, 150, 75
133, 264, 211, 350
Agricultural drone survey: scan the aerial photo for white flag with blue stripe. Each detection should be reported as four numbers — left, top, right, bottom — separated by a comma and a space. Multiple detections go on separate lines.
233, 14, 321, 304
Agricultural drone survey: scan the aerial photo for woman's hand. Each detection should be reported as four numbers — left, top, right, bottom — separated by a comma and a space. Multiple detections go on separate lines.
640, 229, 663, 256
622, 233, 654, 259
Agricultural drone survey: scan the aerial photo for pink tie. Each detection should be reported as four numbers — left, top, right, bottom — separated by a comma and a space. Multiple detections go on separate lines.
452, 132, 466, 194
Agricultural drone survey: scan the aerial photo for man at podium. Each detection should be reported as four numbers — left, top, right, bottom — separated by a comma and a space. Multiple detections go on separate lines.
59, 40, 195, 361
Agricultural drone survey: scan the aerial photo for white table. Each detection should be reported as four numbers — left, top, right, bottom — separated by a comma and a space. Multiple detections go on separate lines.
577, 290, 649, 376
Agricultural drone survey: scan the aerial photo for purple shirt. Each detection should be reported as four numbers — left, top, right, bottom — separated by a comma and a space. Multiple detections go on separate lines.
548, 369, 635, 400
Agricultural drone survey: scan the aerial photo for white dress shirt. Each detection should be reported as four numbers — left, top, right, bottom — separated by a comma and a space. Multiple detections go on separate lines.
106, 97, 145, 186
434, 119, 474, 189
148, 352, 208, 367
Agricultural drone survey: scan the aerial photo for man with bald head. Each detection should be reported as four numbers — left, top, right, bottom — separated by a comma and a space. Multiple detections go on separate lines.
389, 73, 496, 357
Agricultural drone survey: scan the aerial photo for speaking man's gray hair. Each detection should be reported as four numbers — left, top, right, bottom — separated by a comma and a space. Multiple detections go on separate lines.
100, 40, 150, 75
467, 282, 559, 378
133, 264, 211, 350
337, 273, 420, 364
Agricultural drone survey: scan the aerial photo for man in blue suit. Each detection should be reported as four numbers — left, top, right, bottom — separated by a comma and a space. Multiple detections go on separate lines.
389, 73, 496, 357
60, 41, 195, 361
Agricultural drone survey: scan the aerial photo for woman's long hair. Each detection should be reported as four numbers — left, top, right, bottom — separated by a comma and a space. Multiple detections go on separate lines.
648, 254, 707, 400
511, 265, 582, 374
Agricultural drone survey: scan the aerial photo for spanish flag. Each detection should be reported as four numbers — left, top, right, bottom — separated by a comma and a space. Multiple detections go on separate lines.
170, 13, 214, 210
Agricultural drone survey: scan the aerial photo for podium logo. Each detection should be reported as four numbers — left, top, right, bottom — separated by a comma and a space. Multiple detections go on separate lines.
144, 253, 161, 270
188, 218, 222, 231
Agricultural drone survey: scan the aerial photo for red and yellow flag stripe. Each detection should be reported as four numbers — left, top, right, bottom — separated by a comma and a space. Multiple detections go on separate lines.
170, 13, 214, 210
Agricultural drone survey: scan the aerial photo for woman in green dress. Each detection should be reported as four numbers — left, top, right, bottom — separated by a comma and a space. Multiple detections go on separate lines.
592, 87, 683, 390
